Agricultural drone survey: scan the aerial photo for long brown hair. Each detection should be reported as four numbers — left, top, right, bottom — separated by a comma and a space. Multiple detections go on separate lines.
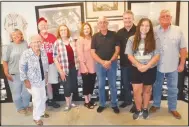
56, 24, 71, 39
133, 18, 155, 54
80, 22, 93, 37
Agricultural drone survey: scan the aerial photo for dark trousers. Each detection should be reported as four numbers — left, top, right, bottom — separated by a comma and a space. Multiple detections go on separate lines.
61, 67, 78, 97
120, 66, 132, 104
81, 73, 96, 95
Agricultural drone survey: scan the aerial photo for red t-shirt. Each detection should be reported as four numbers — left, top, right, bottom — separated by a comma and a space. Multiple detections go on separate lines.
40, 33, 57, 64
65, 44, 75, 69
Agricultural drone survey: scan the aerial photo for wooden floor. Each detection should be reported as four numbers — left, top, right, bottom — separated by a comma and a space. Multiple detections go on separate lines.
1, 100, 188, 125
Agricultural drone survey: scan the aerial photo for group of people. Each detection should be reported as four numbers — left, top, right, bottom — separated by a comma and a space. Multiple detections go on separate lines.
2, 9, 187, 126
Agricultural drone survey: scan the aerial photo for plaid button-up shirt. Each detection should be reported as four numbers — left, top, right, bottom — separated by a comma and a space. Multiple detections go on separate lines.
53, 38, 79, 75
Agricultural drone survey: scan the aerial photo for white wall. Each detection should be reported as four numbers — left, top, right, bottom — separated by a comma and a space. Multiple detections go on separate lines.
1, 1, 188, 51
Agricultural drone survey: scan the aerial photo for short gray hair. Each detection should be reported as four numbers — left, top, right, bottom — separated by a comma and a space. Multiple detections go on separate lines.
97, 16, 108, 23
159, 9, 172, 17
29, 34, 42, 45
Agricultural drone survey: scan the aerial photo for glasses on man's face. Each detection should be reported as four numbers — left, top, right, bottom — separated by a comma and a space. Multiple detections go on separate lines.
98, 21, 108, 25
160, 15, 171, 19
31, 41, 41, 44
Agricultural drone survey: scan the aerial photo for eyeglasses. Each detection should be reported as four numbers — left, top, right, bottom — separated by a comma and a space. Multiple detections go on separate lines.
160, 15, 171, 19
98, 21, 108, 25
31, 41, 41, 44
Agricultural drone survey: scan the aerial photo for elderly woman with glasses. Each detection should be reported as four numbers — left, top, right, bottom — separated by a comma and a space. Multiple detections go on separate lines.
19, 34, 49, 126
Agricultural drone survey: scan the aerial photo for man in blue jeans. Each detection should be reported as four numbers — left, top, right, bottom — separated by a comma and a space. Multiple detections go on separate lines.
91, 16, 120, 113
117, 10, 136, 108
149, 10, 187, 119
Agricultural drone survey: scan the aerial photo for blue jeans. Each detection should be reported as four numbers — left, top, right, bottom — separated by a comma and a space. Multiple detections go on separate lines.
8, 74, 31, 111
153, 70, 178, 111
96, 61, 118, 107
120, 66, 132, 103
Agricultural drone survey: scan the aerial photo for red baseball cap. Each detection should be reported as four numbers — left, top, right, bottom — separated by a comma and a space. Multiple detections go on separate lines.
37, 17, 47, 25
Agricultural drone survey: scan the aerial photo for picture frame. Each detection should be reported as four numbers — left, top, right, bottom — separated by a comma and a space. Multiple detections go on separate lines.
128, 2, 180, 26
85, 2, 126, 19
88, 19, 123, 34
35, 3, 84, 39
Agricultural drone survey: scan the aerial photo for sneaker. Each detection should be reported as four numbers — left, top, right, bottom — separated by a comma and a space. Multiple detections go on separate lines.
48, 99, 60, 108
143, 108, 149, 119
119, 102, 132, 108
64, 106, 71, 111
112, 106, 120, 114
71, 103, 77, 108
133, 110, 143, 120
97, 106, 105, 113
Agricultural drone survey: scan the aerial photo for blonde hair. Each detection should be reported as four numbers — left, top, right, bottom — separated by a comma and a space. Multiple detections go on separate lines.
10, 29, 24, 42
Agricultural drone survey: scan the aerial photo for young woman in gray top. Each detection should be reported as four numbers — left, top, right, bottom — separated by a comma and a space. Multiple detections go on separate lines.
2, 29, 31, 114
125, 18, 160, 120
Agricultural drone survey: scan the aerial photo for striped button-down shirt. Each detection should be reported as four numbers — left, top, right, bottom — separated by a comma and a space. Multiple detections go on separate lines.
154, 25, 186, 73
53, 38, 79, 75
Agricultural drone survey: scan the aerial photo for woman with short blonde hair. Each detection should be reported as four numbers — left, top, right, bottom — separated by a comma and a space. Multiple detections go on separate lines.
2, 29, 31, 114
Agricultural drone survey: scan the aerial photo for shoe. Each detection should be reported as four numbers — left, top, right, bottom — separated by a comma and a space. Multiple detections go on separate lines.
133, 110, 143, 120
33, 119, 43, 126
149, 106, 160, 113
130, 104, 137, 113
84, 103, 94, 109
48, 99, 60, 108
25, 106, 33, 113
41, 113, 49, 118
18, 109, 27, 114
119, 102, 132, 108
169, 110, 182, 119
112, 106, 120, 114
97, 106, 105, 113
89, 100, 97, 106
143, 108, 149, 119
64, 106, 71, 111
70, 103, 77, 108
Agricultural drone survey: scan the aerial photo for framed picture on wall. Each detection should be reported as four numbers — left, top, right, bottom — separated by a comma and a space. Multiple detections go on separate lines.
35, 3, 84, 39
88, 19, 123, 34
128, 2, 180, 26
85, 2, 126, 19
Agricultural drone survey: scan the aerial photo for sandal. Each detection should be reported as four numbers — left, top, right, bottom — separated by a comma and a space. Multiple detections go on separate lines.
84, 103, 94, 109
18, 109, 27, 114
26, 106, 33, 113
41, 113, 49, 118
90, 100, 97, 106
33, 119, 43, 126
